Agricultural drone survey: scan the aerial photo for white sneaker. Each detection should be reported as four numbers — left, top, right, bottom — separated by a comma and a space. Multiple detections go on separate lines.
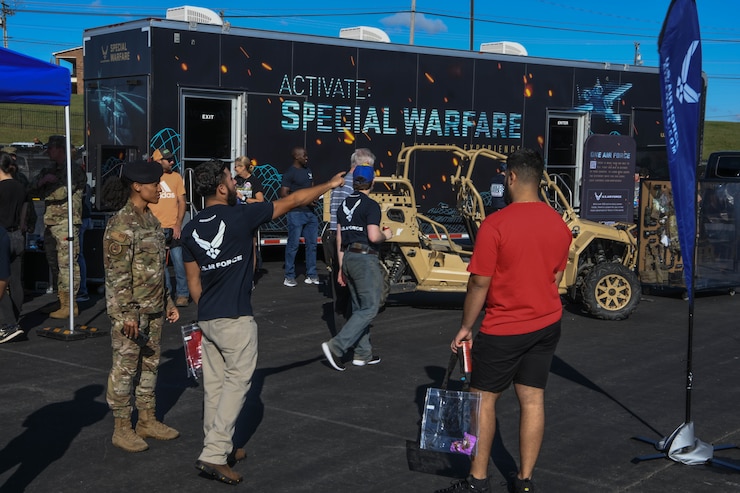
283, 278, 297, 287
304, 277, 320, 285
352, 356, 381, 366
0, 325, 24, 344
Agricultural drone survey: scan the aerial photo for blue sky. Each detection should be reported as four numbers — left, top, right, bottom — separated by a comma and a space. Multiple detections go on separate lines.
7, 1, 739, 121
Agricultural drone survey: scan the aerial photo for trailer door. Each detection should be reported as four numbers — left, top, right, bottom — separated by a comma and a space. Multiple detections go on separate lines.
180, 90, 244, 212
544, 111, 589, 210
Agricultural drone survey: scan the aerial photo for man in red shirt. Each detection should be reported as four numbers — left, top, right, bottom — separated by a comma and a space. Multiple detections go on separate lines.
437, 148, 572, 493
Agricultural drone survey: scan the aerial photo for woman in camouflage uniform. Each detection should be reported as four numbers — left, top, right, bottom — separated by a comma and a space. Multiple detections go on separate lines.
101, 159, 180, 453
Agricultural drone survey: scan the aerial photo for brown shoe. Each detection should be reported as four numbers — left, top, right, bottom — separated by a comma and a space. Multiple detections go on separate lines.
227, 447, 247, 466
195, 460, 243, 484
176, 296, 189, 307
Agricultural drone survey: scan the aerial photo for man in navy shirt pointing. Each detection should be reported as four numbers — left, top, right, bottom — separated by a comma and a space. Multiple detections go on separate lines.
182, 159, 345, 485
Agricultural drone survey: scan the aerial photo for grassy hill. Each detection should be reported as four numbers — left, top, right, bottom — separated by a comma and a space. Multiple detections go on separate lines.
0, 94, 737, 159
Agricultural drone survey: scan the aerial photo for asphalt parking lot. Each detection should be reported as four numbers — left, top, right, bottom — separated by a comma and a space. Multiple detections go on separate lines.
1, 255, 740, 493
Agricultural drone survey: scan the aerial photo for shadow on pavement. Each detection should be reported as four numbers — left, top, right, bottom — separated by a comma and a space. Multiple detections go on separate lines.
0, 385, 108, 493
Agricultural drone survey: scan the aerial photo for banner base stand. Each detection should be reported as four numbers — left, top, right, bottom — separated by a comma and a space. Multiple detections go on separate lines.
632, 422, 740, 470
36, 324, 107, 341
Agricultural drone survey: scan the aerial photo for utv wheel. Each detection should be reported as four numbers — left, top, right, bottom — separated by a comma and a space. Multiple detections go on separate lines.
379, 261, 391, 307
581, 263, 641, 320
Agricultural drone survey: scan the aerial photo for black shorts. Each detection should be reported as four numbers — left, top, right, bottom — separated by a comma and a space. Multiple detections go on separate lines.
470, 320, 561, 393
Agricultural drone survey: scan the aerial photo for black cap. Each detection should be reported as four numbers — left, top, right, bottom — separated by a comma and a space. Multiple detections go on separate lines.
122, 159, 164, 184
152, 148, 175, 162
46, 135, 66, 148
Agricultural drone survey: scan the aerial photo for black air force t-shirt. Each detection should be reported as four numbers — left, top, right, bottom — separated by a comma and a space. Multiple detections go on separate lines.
337, 192, 381, 249
181, 202, 273, 321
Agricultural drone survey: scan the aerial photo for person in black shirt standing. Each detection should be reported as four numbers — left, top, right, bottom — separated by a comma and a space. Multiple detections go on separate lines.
321, 163, 392, 371
182, 160, 345, 485
0, 152, 30, 333
280, 146, 319, 287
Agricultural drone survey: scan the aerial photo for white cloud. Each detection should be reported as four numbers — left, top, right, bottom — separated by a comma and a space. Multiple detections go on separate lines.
380, 13, 447, 34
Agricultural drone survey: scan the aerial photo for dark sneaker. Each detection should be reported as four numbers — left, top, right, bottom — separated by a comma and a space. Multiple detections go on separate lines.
436, 476, 489, 493
321, 342, 345, 371
76, 293, 90, 302
509, 477, 535, 493
352, 355, 381, 366
0, 325, 24, 344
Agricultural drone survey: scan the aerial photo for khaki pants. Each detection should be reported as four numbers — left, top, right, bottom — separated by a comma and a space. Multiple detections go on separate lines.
198, 315, 259, 464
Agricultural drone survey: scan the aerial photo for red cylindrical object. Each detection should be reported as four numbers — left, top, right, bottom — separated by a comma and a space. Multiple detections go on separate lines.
460, 340, 472, 373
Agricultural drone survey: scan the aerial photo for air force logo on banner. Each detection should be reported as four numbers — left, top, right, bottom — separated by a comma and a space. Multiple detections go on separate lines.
676, 40, 700, 104
193, 220, 227, 259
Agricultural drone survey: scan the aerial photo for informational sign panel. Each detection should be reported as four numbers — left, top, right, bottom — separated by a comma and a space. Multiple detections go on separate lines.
581, 134, 636, 223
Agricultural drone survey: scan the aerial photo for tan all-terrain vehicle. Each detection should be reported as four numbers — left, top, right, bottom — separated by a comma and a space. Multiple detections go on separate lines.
370, 144, 640, 320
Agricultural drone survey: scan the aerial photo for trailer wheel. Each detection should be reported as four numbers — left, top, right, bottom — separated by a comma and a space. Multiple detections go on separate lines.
581, 263, 641, 320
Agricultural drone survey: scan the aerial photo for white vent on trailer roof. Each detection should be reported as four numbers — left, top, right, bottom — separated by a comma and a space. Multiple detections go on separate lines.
166, 6, 223, 26
479, 41, 528, 56
339, 26, 391, 43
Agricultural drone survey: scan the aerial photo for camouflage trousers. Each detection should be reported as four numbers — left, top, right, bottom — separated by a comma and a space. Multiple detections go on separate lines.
47, 223, 80, 294
106, 313, 163, 419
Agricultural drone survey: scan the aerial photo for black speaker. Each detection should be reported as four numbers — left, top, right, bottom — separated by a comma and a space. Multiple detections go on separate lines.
83, 228, 105, 282
23, 250, 51, 292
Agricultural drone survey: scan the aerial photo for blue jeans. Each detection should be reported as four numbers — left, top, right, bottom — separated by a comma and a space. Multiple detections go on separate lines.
165, 245, 190, 298
77, 217, 92, 296
284, 210, 318, 279
327, 251, 383, 361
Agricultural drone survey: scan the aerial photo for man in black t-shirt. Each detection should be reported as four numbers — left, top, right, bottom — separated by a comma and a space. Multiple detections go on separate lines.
280, 146, 319, 287
321, 163, 392, 371
182, 159, 344, 485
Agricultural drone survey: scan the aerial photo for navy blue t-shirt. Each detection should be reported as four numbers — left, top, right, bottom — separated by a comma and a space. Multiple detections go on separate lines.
337, 192, 381, 249
281, 165, 313, 212
181, 202, 273, 321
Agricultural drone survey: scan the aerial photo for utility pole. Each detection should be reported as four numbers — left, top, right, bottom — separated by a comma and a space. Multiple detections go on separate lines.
634, 42, 644, 66
1, 1, 15, 49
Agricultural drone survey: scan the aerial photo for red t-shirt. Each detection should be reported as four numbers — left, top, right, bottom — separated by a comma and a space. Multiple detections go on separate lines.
468, 201, 571, 336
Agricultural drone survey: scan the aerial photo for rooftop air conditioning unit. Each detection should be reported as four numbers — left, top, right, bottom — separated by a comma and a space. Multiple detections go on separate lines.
479, 41, 528, 56
339, 26, 391, 43
166, 6, 223, 26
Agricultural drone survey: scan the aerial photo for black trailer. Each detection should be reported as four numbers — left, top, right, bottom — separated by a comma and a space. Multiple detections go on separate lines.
83, 16, 665, 244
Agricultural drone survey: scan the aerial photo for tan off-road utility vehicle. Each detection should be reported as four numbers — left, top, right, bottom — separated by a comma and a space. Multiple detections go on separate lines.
370, 144, 640, 320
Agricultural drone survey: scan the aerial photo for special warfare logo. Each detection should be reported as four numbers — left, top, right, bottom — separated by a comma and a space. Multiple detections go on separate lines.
676, 40, 701, 104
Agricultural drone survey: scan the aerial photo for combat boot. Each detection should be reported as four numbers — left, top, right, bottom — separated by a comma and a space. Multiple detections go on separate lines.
50, 292, 78, 319
112, 417, 149, 452
136, 409, 180, 440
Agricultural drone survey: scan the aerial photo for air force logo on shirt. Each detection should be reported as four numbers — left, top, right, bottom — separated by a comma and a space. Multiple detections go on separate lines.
193, 220, 226, 259
341, 199, 361, 222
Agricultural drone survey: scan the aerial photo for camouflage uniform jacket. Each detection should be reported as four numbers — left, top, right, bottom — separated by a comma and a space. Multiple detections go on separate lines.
31, 162, 86, 226
104, 199, 174, 321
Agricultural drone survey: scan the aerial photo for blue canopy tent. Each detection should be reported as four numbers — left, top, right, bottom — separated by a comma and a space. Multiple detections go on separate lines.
0, 47, 78, 336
